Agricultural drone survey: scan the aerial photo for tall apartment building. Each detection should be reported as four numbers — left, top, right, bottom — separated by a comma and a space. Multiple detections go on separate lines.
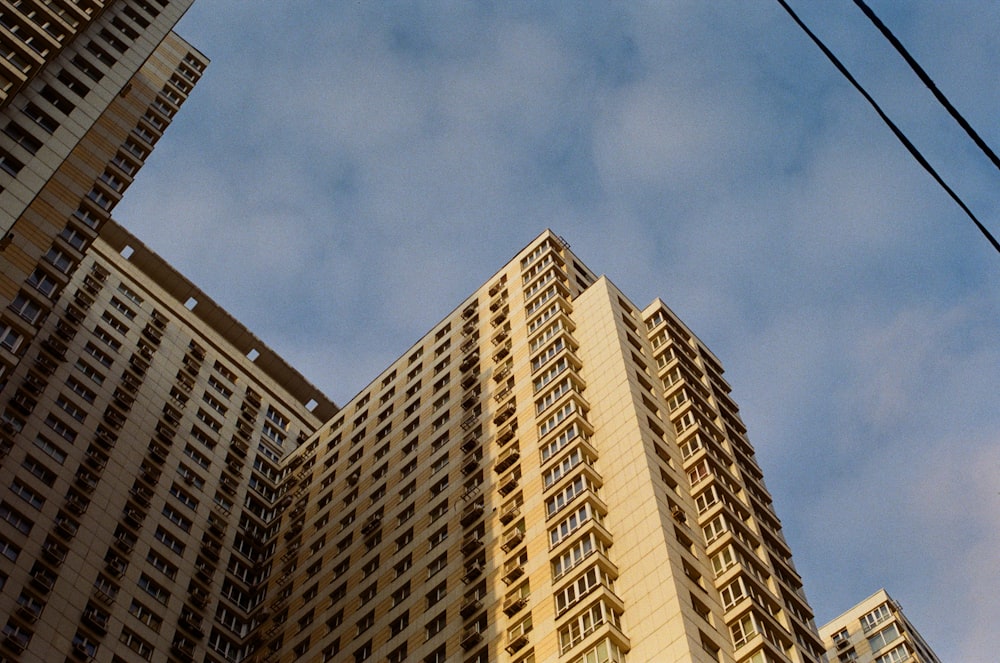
0, 218, 336, 661
259, 231, 825, 663
819, 589, 940, 663
0, 0, 205, 388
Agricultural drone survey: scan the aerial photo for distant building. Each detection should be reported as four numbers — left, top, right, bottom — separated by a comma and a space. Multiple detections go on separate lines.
819, 589, 941, 663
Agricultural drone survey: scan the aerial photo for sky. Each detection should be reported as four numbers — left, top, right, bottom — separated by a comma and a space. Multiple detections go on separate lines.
116, 2, 1000, 660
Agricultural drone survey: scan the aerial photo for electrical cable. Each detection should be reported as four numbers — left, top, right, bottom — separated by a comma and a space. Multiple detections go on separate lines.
853, 0, 1000, 174
774, 0, 1000, 254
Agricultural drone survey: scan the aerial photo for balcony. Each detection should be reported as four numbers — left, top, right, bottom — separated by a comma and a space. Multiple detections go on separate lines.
497, 473, 519, 496
501, 564, 524, 585
460, 597, 483, 619
501, 528, 524, 552
460, 502, 484, 527
106, 557, 127, 578
459, 353, 479, 373
82, 607, 109, 634
75, 471, 98, 493
506, 633, 529, 654
494, 447, 520, 474
30, 569, 55, 594
42, 541, 67, 566
499, 503, 520, 525
503, 595, 528, 616
495, 423, 517, 447
460, 435, 480, 454
461, 535, 483, 556
461, 562, 484, 584
461, 629, 483, 650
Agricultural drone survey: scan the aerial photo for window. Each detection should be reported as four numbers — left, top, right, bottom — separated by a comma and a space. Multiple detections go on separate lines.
428, 553, 447, 577
0, 325, 23, 354
183, 445, 210, 470
138, 574, 169, 604
388, 643, 408, 662
44, 414, 77, 442
545, 475, 591, 517
426, 581, 447, 608
65, 377, 96, 404
549, 503, 598, 548
169, 483, 198, 511
162, 504, 192, 532
146, 550, 177, 580
359, 583, 378, 604
74, 359, 105, 385
353, 640, 372, 662
394, 555, 412, 578
730, 612, 758, 649
26, 268, 59, 297
558, 601, 619, 654
55, 394, 87, 422
395, 528, 413, 551
0, 502, 32, 535
120, 627, 153, 660
539, 400, 576, 437
0, 535, 21, 561
429, 526, 448, 548
355, 610, 374, 635
874, 644, 911, 663
129, 600, 162, 632
429, 499, 448, 521
860, 603, 893, 632
424, 645, 447, 663
391, 582, 410, 607
430, 475, 449, 495
154, 527, 184, 554
33, 435, 66, 464
21, 456, 56, 485
425, 611, 446, 638
431, 454, 449, 474
543, 447, 585, 489
868, 623, 901, 652
9, 292, 44, 324
10, 480, 44, 510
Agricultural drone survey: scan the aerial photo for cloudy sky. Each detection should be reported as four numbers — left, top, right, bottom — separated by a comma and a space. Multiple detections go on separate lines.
116, 2, 999, 660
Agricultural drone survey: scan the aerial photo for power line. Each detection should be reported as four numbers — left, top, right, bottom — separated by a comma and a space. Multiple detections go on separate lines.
852, 0, 1000, 175
774, 0, 1000, 254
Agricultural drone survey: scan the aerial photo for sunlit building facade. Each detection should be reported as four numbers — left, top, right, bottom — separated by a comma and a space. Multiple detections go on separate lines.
260, 231, 825, 663
0, 219, 336, 661
820, 589, 940, 663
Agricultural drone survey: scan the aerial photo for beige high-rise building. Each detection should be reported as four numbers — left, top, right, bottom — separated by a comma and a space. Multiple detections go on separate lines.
0, 218, 336, 661
819, 589, 940, 663
259, 231, 825, 663
0, 0, 205, 388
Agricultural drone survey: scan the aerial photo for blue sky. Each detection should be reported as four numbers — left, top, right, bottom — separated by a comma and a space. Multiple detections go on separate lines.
117, 2, 1000, 659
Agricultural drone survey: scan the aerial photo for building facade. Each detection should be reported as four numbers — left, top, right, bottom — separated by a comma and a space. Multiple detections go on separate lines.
0, 0, 205, 389
259, 231, 825, 663
819, 589, 940, 663
0, 219, 336, 661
